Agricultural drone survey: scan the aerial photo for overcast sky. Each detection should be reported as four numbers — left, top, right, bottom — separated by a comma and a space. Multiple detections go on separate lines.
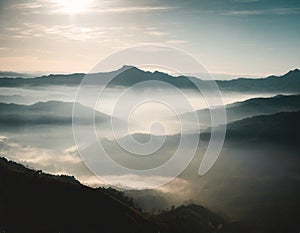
0, 0, 299, 76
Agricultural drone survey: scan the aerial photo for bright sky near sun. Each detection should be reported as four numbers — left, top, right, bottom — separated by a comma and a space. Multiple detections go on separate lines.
53, 0, 94, 14
0, 0, 299, 77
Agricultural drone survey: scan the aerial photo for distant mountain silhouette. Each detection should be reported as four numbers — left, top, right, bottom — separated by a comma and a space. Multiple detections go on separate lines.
218, 69, 300, 93
108, 68, 300, 93
0, 66, 133, 87
0, 67, 299, 93
0, 71, 37, 78
113, 109, 300, 147
0, 157, 233, 233
181, 94, 300, 127
106, 67, 204, 89
225, 94, 300, 121
204, 110, 300, 145
0, 94, 37, 105
0, 101, 110, 126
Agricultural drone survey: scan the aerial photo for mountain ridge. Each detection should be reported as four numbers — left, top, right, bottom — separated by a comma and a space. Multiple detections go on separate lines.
180, 94, 300, 128
0, 66, 299, 92
208, 110, 300, 146
0, 156, 156, 233
0, 156, 233, 233
0, 100, 110, 126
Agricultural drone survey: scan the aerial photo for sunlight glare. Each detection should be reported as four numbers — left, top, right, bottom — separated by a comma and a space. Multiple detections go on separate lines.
55, 0, 93, 14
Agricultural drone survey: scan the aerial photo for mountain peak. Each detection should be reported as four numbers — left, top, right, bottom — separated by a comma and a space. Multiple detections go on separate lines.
118, 65, 137, 72
284, 68, 300, 77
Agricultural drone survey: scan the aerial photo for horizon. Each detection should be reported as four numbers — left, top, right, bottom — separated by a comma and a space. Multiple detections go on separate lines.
0, 65, 299, 81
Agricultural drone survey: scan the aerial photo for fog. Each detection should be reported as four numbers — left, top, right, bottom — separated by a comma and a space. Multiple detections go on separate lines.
0, 81, 299, 223
2, 124, 298, 221
0, 85, 279, 110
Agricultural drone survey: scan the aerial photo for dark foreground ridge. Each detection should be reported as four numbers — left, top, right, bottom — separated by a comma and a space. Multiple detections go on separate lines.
0, 157, 155, 233
0, 157, 232, 233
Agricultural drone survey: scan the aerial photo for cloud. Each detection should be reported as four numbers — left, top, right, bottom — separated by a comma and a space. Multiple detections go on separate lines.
166, 40, 189, 45
8, 1, 44, 14
78, 175, 104, 187
11, 2, 43, 9
9, 0, 177, 15
145, 30, 169, 37
5, 23, 110, 41
4, 22, 179, 46
93, 6, 177, 14
100, 174, 176, 189
157, 177, 193, 197
0, 135, 84, 176
0, 135, 193, 189
224, 7, 300, 16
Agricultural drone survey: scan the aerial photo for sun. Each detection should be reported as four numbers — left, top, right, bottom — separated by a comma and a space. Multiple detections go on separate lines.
55, 0, 92, 14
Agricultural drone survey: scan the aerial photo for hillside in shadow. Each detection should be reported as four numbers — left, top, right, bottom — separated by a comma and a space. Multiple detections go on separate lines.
0, 157, 234, 233
0, 157, 156, 233
180, 94, 300, 128
0, 101, 109, 126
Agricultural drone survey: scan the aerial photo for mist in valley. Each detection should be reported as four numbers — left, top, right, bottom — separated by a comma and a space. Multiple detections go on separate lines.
0, 68, 300, 233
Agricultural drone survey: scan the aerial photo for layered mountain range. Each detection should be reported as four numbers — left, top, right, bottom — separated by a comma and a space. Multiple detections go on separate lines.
0, 66, 299, 93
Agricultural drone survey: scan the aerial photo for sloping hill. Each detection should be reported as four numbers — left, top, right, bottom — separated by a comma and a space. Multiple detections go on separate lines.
201, 110, 300, 147
0, 101, 109, 126
151, 204, 225, 233
0, 157, 235, 233
198, 110, 300, 148
0, 157, 156, 233
225, 94, 300, 121
225, 110, 300, 142
182, 94, 300, 127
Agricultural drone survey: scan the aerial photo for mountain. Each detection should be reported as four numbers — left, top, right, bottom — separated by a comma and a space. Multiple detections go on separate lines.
106, 67, 205, 89
181, 94, 300, 127
1, 67, 299, 93
0, 157, 156, 233
0, 94, 38, 105
0, 66, 204, 89
225, 94, 300, 121
218, 68, 300, 93
110, 109, 300, 151
0, 157, 234, 233
205, 110, 300, 145
0, 101, 110, 126
151, 204, 225, 233
0, 66, 134, 87
0, 71, 38, 78
97, 67, 300, 93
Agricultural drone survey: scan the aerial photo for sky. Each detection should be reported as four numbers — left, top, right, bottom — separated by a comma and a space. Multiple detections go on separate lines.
0, 0, 299, 77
